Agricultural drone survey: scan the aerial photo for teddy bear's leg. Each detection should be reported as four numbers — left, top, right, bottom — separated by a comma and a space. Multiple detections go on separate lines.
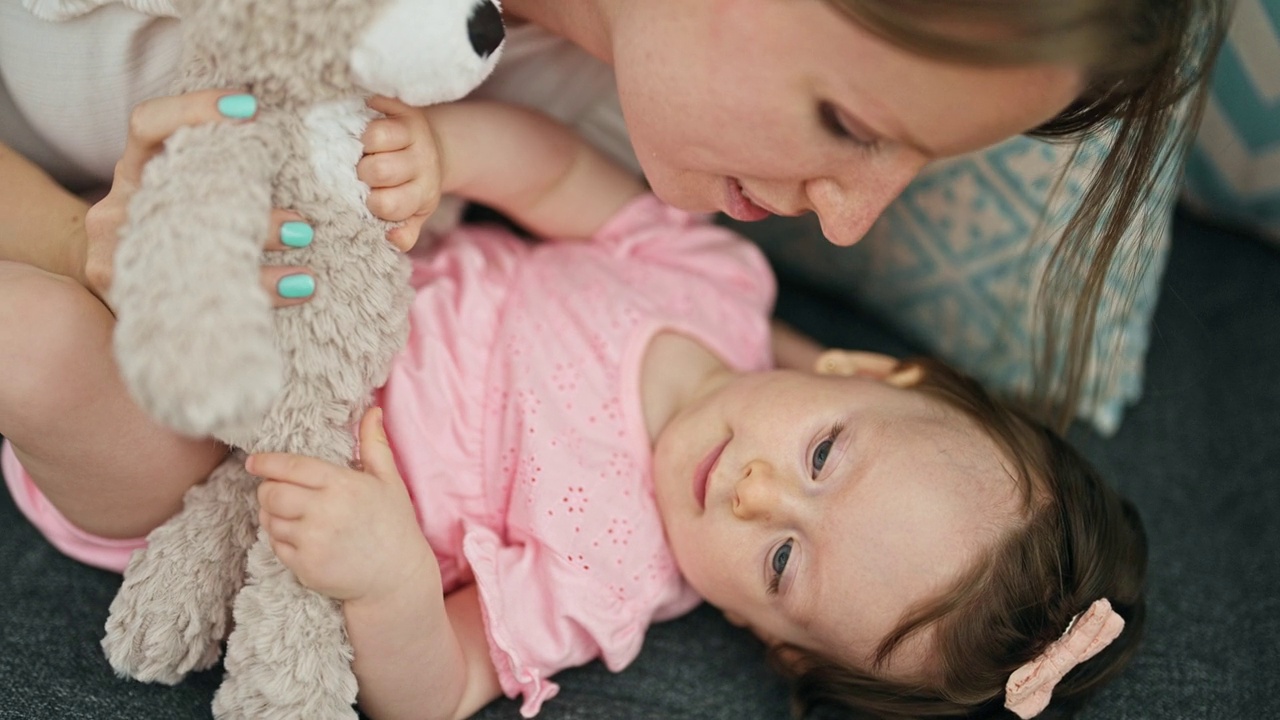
213, 532, 357, 720
102, 453, 259, 684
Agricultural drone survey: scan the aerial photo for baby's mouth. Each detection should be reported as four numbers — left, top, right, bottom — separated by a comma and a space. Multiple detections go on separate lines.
693, 437, 730, 510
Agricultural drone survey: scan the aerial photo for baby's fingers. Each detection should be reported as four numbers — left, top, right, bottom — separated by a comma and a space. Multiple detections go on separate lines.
257, 480, 308, 521
388, 214, 430, 252
367, 182, 436, 224
246, 451, 331, 489
366, 94, 415, 119
362, 116, 413, 154
359, 151, 423, 190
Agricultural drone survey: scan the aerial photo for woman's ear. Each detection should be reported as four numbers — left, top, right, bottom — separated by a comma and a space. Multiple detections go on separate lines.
770, 644, 809, 673
813, 350, 923, 388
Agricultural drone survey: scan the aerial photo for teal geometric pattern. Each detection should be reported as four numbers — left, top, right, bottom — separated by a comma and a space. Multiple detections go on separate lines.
1182, 0, 1280, 243
747, 128, 1175, 435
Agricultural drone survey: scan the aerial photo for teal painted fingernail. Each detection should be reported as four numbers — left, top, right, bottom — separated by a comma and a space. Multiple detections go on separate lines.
276, 274, 315, 299
280, 221, 313, 248
217, 94, 257, 119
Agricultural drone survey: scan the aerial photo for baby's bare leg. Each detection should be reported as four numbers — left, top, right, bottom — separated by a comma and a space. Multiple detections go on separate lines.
0, 261, 225, 539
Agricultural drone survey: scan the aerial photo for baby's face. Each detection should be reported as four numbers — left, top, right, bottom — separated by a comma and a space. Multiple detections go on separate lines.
651, 368, 1024, 680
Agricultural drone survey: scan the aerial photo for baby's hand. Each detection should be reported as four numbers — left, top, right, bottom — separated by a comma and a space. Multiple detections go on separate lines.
248, 408, 432, 603
360, 96, 445, 252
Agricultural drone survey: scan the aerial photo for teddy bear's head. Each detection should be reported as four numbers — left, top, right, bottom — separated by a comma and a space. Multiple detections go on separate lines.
176, 0, 505, 106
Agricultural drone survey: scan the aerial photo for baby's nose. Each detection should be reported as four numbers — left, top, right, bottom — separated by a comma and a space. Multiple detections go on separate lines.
732, 462, 781, 522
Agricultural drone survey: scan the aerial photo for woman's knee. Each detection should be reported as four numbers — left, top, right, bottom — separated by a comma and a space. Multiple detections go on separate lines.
0, 261, 115, 416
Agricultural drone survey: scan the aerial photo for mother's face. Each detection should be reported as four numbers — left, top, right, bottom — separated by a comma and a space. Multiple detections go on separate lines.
607, 0, 1083, 246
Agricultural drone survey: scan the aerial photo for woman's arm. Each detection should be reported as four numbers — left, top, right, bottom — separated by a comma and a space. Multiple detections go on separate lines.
0, 142, 89, 282
425, 100, 646, 239
2, 91, 326, 309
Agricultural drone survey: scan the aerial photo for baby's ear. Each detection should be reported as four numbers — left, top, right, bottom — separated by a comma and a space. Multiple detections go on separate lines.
814, 350, 923, 388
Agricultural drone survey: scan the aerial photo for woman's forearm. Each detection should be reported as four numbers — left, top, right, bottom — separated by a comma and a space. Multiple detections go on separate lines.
0, 142, 89, 282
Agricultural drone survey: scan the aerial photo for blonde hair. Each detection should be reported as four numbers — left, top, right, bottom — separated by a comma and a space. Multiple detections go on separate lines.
823, 0, 1231, 429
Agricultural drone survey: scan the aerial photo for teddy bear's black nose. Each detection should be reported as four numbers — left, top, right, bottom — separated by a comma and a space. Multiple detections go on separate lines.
468, 0, 504, 59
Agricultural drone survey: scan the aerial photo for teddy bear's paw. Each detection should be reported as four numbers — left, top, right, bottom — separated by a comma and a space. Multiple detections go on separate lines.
101, 611, 223, 685
214, 538, 358, 720
102, 544, 231, 685
102, 457, 260, 684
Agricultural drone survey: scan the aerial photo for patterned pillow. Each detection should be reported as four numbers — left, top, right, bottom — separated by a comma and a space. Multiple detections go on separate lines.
739, 129, 1176, 436
1181, 0, 1280, 245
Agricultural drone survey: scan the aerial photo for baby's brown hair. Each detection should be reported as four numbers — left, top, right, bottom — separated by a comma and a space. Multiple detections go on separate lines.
772, 357, 1147, 719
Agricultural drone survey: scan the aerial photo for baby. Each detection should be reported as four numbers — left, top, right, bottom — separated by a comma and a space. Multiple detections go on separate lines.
1, 101, 1146, 720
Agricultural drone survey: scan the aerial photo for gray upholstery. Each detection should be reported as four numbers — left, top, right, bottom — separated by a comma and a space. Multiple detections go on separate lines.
1, 208, 1276, 719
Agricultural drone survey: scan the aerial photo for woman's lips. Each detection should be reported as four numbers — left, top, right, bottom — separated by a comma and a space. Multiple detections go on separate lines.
723, 178, 771, 222
693, 437, 730, 510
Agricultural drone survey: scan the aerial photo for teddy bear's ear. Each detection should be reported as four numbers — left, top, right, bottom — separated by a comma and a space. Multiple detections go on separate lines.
22, 0, 176, 21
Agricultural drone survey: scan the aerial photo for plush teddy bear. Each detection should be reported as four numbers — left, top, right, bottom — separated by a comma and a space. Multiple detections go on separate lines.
22, 0, 503, 717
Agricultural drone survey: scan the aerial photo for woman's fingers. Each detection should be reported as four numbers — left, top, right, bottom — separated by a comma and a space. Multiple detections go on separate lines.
117, 89, 254, 186
260, 266, 316, 308
84, 90, 256, 303
264, 210, 314, 251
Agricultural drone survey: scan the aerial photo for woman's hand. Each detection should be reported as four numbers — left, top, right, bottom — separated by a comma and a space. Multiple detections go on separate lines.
249, 407, 435, 604
82, 89, 316, 310
360, 95, 445, 252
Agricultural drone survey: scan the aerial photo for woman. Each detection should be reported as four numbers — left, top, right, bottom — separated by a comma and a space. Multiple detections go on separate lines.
0, 0, 1226, 533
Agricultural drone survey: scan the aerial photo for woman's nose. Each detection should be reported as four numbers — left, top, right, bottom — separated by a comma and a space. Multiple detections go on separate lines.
732, 461, 783, 522
805, 160, 921, 247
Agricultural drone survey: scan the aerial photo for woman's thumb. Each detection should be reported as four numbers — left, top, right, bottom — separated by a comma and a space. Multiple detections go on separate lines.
358, 407, 398, 480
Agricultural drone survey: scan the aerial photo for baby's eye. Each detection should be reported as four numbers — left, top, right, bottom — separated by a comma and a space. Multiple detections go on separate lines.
812, 439, 833, 474
772, 540, 793, 577
769, 540, 796, 595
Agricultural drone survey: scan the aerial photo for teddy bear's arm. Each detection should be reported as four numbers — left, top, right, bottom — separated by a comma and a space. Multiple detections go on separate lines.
110, 118, 287, 440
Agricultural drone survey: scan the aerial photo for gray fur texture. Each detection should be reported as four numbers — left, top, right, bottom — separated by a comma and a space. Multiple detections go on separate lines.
100, 0, 502, 717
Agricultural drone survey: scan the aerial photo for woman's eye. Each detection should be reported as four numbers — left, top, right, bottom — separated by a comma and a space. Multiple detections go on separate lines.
818, 102, 875, 148
772, 540, 793, 577
812, 438, 833, 474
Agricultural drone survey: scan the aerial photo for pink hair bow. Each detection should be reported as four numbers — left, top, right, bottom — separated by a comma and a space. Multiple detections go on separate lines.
1003, 598, 1126, 719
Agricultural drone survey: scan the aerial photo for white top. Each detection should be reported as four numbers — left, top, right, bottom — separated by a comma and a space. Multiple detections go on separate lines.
0, 4, 638, 191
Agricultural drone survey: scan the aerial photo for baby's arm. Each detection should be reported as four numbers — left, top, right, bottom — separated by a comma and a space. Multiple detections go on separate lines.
771, 320, 826, 372
364, 98, 645, 241
249, 409, 501, 720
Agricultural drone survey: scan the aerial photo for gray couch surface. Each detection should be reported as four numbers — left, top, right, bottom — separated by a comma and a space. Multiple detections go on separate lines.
1, 208, 1276, 719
